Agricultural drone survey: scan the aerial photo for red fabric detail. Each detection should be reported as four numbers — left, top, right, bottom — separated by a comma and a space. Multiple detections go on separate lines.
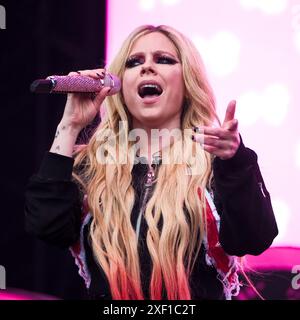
197, 188, 233, 280
69, 197, 90, 282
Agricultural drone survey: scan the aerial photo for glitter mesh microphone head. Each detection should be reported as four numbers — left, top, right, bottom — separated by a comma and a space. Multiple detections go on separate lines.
45, 73, 121, 95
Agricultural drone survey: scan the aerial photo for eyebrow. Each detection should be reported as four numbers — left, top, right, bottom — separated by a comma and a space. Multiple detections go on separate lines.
128, 50, 179, 60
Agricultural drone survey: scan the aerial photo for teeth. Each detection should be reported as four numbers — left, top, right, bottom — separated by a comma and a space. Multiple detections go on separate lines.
141, 84, 160, 89
138, 83, 163, 98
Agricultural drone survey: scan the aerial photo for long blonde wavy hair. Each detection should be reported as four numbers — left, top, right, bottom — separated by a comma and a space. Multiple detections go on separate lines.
72, 25, 220, 300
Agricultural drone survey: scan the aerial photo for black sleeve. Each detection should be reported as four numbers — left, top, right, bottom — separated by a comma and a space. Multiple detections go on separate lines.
212, 137, 278, 257
24, 152, 82, 248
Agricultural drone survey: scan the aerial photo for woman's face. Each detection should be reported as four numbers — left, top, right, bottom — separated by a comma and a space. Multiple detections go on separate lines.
122, 32, 185, 129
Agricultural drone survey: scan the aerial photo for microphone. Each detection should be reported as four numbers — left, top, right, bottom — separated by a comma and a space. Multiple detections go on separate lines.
30, 73, 121, 95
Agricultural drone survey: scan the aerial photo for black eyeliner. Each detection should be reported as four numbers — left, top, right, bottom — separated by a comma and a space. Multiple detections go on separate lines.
125, 56, 144, 68
156, 55, 178, 64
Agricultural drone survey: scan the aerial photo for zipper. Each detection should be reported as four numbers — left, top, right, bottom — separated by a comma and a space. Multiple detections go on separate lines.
135, 165, 156, 241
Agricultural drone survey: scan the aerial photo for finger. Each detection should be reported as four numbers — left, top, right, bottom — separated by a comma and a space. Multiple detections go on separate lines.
197, 126, 229, 139
68, 71, 82, 77
202, 144, 218, 155
203, 144, 231, 159
224, 119, 238, 132
193, 134, 227, 149
222, 100, 236, 126
76, 68, 106, 80
203, 136, 227, 149
93, 87, 111, 106
94, 68, 107, 79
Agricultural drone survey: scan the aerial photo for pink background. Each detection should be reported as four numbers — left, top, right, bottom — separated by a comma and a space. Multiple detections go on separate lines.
107, 0, 300, 247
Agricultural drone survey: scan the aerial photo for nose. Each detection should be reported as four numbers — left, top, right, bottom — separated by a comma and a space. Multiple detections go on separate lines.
140, 61, 157, 76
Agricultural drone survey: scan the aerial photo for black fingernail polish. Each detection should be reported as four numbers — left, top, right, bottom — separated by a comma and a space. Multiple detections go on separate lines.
191, 135, 195, 141
96, 72, 101, 77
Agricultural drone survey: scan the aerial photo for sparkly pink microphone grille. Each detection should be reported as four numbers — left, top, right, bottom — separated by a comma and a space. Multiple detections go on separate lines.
30, 73, 121, 95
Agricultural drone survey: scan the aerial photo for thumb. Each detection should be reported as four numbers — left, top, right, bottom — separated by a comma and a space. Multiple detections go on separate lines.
93, 87, 111, 108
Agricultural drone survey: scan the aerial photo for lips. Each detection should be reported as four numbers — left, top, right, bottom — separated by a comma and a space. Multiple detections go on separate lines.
137, 80, 163, 98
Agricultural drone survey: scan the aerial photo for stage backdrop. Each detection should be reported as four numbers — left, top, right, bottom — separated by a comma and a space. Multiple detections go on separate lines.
107, 0, 300, 247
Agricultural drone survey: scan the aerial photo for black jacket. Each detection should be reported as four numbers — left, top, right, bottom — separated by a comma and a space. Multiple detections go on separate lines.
24, 140, 278, 299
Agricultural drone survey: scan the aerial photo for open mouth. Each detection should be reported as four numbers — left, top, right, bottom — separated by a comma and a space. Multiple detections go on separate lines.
138, 82, 163, 98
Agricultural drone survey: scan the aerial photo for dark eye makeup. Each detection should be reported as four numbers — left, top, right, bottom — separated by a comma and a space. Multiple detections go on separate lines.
125, 53, 178, 68
155, 55, 178, 65
125, 56, 144, 68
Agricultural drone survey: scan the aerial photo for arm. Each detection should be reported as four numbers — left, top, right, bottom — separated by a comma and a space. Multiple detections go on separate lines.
25, 68, 109, 248
24, 152, 82, 248
212, 139, 278, 257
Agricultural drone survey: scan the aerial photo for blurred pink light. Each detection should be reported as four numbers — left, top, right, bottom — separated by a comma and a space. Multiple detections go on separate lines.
239, 0, 288, 15
107, 0, 300, 247
245, 246, 300, 271
0, 288, 59, 300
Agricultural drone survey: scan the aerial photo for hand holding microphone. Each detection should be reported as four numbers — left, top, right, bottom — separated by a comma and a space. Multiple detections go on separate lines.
32, 69, 120, 134
30, 69, 121, 95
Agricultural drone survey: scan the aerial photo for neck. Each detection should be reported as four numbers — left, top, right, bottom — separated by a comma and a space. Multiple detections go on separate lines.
131, 117, 181, 165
